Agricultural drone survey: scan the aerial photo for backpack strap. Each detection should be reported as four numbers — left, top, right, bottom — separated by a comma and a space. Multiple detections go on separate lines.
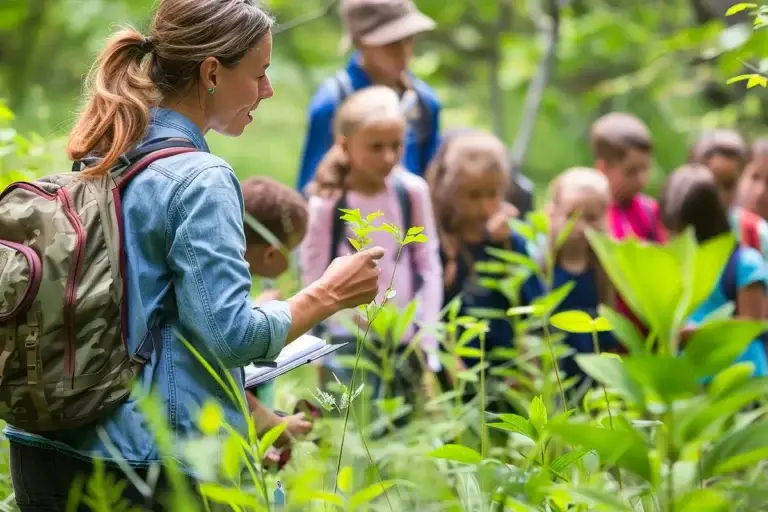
334, 70, 354, 104
393, 175, 423, 294
329, 192, 350, 264
721, 247, 741, 309
740, 210, 761, 251
111, 138, 198, 189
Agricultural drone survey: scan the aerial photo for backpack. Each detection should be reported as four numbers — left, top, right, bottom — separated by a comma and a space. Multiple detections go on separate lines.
0, 138, 197, 432
333, 70, 434, 172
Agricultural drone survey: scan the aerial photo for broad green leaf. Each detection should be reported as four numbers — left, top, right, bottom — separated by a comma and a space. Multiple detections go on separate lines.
302, 491, 344, 508
586, 230, 681, 335
258, 422, 287, 459
528, 210, 550, 234
510, 219, 536, 241
575, 354, 644, 405
625, 355, 698, 404
725, 3, 757, 16
700, 422, 768, 477
427, 444, 483, 464
684, 233, 736, 319
393, 299, 418, 342
337, 466, 353, 493
709, 362, 756, 399
220, 434, 241, 480
528, 396, 548, 434
548, 424, 652, 481
550, 449, 589, 473
598, 304, 645, 354
404, 233, 428, 244
550, 311, 612, 334
349, 481, 396, 509
747, 74, 768, 88
676, 488, 729, 512
682, 319, 768, 378
406, 226, 424, 236
348, 238, 361, 252
679, 378, 768, 444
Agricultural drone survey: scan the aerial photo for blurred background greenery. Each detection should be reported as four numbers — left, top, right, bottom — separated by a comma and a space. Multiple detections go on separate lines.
2, 0, 768, 200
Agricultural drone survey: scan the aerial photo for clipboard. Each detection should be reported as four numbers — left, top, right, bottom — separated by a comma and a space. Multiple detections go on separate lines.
244, 340, 348, 388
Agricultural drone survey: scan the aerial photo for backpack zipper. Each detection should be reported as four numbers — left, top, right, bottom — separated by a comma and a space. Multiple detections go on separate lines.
58, 188, 86, 379
0, 240, 42, 323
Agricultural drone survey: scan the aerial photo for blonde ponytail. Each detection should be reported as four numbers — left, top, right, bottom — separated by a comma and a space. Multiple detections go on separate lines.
68, 29, 157, 177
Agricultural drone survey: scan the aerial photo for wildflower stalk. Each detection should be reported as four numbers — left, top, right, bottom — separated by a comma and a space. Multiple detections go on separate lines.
542, 319, 567, 410
591, 328, 621, 490
334, 243, 404, 493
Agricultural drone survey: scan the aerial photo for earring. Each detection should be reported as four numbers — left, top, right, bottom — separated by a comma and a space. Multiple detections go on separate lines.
208, 86, 215, 95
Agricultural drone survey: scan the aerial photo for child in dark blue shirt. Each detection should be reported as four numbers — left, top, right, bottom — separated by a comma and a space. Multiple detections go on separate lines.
546, 168, 617, 391
426, 130, 543, 375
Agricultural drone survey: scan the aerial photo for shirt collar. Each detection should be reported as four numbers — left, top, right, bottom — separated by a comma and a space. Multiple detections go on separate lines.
145, 107, 210, 152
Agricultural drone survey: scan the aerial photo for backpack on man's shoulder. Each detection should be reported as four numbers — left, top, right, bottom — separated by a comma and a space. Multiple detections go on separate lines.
0, 138, 197, 432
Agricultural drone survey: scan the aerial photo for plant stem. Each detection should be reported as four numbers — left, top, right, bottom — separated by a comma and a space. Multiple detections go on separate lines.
351, 407, 396, 511
480, 331, 487, 459
542, 320, 567, 410
591, 329, 621, 490
334, 244, 405, 492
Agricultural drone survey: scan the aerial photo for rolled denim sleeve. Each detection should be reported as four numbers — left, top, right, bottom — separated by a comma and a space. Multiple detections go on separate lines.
168, 164, 291, 368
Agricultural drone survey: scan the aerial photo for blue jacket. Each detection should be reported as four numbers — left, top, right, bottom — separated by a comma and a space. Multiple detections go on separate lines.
5, 108, 292, 475
295, 53, 441, 193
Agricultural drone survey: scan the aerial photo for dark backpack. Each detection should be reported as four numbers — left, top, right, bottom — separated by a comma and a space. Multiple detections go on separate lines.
0, 138, 197, 432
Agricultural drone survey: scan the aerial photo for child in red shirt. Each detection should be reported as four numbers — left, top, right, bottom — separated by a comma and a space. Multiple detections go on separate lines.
590, 113, 666, 344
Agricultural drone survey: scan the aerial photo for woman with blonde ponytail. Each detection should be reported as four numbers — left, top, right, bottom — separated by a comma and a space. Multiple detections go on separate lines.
7, 1, 386, 509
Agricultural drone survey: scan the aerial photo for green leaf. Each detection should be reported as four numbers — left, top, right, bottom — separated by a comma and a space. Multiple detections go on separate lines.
725, 3, 757, 16
427, 444, 483, 464
220, 434, 242, 480
748, 74, 768, 88
365, 211, 384, 223
485, 246, 539, 272
301, 490, 344, 508
685, 233, 737, 318
682, 319, 768, 378
575, 354, 644, 405
380, 223, 401, 238
349, 481, 396, 509
528, 396, 548, 434
568, 487, 633, 511
709, 362, 757, 399
510, 219, 536, 241
700, 422, 768, 477
550, 311, 612, 334
198, 483, 262, 507
337, 466, 353, 493
404, 233, 428, 244
548, 424, 652, 481
455, 346, 484, 358
347, 238, 361, 252
487, 415, 534, 439
676, 488, 730, 512
406, 226, 424, 236
531, 281, 576, 318
393, 299, 418, 343
257, 422, 287, 459
598, 305, 645, 354
550, 449, 589, 473
625, 355, 698, 405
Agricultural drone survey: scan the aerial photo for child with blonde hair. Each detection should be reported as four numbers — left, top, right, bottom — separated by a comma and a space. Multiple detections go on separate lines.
546, 167, 617, 392
426, 129, 541, 377
301, 86, 443, 414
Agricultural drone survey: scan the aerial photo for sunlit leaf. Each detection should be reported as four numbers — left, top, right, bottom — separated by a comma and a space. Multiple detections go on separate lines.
199, 401, 224, 436
349, 481, 397, 509
337, 466, 353, 493
550, 449, 589, 473
725, 3, 757, 16
598, 305, 645, 354
406, 226, 424, 236
709, 362, 756, 399
257, 422, 287, 459
348, 237, 361, 252
548, 424, 652, 481
528, 396, 548, 434
575, 354, 644, 405
682, 319, 768, 378
625, 355, 698, 405
427, 444, 483, 464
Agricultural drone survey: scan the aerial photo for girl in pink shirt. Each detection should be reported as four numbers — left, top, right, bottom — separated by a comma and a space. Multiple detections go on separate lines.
300, 86, 443, 418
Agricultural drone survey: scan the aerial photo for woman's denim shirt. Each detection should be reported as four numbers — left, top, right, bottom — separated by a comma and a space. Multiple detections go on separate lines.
4, 108, 292, 474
